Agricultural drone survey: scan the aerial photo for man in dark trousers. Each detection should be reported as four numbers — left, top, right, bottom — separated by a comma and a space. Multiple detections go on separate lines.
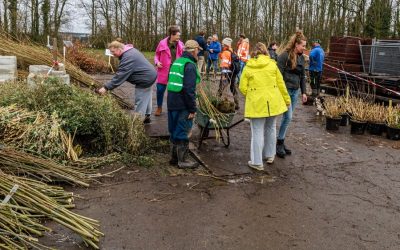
167, 40, 201, 169
98, 41, 157, 123
309, 39, 325, 96
194, 30, 207, 73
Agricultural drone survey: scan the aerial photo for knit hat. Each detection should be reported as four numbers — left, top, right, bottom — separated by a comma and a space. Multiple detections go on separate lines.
222, 38, 233, 47
184, 40, 199, 52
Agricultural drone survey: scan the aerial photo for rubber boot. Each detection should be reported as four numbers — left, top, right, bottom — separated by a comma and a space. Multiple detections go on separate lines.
155, 107, 162, 116
276, 139, 286, 158
169, 142, 178, 165
177, 141, 199, 169
283, 142, 292, 155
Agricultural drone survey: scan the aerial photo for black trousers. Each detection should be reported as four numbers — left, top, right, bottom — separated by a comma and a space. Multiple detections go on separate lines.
310, 71, 322, 95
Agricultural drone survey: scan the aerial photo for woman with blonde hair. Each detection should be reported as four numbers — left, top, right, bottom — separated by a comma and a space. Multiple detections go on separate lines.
239, 42, 291, 170
276, 31, 308, 158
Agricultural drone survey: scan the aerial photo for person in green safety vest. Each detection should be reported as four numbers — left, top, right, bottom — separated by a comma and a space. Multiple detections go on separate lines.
167, 40, 201, 169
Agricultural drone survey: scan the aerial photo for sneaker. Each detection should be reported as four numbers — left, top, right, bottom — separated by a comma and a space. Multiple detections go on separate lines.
266, 157, 274, 164
248, 161, 264, 171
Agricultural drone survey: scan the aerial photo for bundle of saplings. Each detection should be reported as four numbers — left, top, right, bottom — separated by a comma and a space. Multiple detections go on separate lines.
0, 78, 147, 156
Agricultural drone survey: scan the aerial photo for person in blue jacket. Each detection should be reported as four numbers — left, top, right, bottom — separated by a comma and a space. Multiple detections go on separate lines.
309, 39, 325, 96
206, 34, 221, 79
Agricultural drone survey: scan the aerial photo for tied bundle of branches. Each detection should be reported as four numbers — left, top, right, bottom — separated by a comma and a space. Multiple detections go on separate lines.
0, 146, 90, 187
387, 105, 400, 128
366, 104, 387, 124
348, 97, 370, 122
67, 42, 110, 74
323, 97, 342, 118
0, 34, 130, 108
0, 171, 103, 249
197, 83, 230, 131
0, 105, 78, 160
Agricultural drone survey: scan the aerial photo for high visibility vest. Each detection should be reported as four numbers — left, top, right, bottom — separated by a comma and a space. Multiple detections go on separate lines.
167, 57, 201, 92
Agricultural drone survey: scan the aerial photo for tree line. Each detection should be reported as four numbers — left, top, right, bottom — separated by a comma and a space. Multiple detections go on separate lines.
0, 0, 399, 50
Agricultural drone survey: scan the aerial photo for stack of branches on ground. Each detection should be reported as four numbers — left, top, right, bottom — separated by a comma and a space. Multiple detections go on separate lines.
0, 79, 147, 156
67, 42, 110, 74
0, 170, 103, 249
0, 34, 130, 108
0, 105, 78, 160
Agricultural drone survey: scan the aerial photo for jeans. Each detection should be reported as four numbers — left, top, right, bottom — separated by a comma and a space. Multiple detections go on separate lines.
250, 116, 277, 165
168, 110, 193, 143
237, 60, 246, 83
135, 86, 153, 116
278, 88, 300, 140
156, 83, 167, 107
206, 59, 218, 75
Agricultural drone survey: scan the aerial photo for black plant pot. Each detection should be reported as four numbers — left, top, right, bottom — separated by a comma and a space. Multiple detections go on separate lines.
367, 122, 386, 136
350, 120, 367, 135
386, 125, 400, 140
326, 116, 341, 131
340, 113, 350, 126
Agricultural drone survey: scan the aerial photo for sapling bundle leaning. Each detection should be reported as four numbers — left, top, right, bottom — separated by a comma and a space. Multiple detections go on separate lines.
197, 82, 233, 131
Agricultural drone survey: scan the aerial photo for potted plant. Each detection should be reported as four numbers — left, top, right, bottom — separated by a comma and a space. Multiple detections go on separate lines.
348, 97, 369, 135
386, 106, 400, 140
337, 96, 350, 126
324, 97, 342, 131
366, 104, 387, 136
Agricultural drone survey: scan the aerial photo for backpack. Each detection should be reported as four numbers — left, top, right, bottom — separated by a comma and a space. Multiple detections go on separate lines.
230, 51, 241, 75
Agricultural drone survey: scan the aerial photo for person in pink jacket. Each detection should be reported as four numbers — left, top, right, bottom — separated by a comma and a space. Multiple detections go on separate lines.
154, 25, 184, 116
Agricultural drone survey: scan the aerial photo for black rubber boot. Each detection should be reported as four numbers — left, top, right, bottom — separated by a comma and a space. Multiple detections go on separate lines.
169, 142, 178, 165
177, 141, 199, 169
284, 143, 292, 155
276, 139, 286, 158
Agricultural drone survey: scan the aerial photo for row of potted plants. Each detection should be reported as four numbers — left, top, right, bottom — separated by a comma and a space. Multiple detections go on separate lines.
324, 96, 400, 140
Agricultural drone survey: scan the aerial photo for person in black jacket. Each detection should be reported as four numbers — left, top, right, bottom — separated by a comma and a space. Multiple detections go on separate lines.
268, 41, 278, 61
98, 41, 157, 123
194, 30, 207, 73
167, 40, 200, 169
276, 31, 308, 158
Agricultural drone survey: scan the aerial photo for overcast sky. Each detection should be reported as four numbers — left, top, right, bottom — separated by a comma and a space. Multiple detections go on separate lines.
60, 0, 90, 34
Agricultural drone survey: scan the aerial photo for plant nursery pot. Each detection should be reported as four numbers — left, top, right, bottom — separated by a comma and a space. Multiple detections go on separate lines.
340, 113, 350, 126
386, 125, 400, 140
326, 116, 341, 131
367, 122, 385, 136
350, 120, 367, 135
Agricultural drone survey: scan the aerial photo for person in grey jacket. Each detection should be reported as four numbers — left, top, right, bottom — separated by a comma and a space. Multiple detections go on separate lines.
98, 41, 157, 123
276, 31, 308, 158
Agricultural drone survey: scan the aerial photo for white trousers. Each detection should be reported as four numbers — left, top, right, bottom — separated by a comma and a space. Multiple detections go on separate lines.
250, 116, 277, 165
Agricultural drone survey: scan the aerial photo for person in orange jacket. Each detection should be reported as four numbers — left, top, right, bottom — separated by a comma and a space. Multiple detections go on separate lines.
237, 34, 250, 82
218, 37, 239, 109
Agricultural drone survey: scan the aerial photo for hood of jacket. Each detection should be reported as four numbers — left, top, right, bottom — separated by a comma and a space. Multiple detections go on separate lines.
121, 44, 134, 55
245, 54, 271, 69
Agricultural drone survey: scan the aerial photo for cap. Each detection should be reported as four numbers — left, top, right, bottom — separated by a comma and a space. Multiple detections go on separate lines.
184, 40, 200, 52
312, 39, 321, 44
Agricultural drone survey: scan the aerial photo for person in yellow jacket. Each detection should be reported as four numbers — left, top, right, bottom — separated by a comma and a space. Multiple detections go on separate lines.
239, 42, 291, 170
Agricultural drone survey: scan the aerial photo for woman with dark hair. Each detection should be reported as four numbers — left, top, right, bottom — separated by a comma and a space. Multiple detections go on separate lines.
154, 25, 184, 116
239, 42, 290, 170
276, 31, 308, 158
